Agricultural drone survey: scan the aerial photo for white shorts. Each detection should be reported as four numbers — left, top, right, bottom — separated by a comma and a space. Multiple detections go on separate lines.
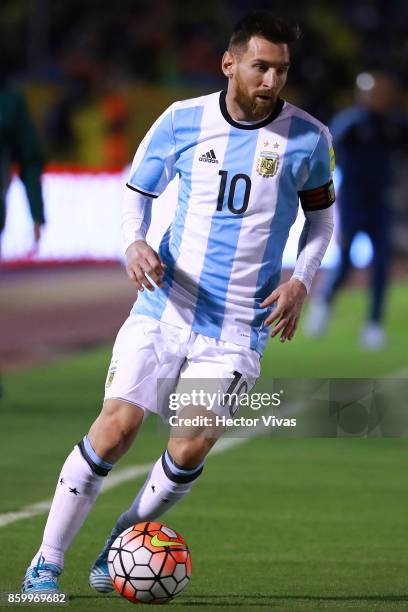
104, 314, 260, 423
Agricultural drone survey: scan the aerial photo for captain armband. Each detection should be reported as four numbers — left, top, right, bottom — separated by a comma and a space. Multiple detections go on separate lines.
298, 179, 336, 212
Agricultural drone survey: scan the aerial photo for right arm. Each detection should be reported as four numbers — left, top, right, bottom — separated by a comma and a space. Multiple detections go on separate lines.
121, 103, 177, 292
121, 188, 165, 292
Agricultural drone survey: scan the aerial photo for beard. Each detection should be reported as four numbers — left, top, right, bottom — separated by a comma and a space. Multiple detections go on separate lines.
234, 76, 276, 121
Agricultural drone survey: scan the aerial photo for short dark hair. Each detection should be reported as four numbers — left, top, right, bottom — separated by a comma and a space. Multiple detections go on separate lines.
229, 11, 301, 53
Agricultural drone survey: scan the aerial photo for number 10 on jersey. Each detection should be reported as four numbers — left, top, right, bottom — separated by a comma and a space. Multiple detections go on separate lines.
217, 170, 251, 215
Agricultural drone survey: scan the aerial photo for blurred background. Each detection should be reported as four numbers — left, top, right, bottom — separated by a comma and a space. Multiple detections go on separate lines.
1, 0, 408, 368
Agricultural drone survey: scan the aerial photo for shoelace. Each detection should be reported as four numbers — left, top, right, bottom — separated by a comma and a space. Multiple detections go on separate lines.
31, 565, 57, 584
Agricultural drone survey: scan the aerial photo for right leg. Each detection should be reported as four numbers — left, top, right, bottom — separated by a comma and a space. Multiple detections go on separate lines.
22, 399, 144, 593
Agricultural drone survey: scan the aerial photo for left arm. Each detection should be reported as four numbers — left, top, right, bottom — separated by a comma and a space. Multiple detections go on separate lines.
260, 206, 334, 341
261, 126, 336, 342
292, 205, 334, 293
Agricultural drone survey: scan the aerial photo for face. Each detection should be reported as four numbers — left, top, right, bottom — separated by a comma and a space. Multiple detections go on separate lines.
223, 36, 290, 120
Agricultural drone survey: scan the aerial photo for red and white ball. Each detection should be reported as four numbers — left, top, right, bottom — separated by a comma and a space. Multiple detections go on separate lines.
108, 521, 192, 604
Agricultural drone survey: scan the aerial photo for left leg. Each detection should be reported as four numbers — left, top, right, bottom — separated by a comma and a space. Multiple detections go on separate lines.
90, 417, 219, 593
111, 427, 218, 537
167, 433, 217, 468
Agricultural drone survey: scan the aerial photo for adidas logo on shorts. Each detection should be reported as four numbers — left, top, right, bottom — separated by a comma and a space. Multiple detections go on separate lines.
199, 149, 218, 163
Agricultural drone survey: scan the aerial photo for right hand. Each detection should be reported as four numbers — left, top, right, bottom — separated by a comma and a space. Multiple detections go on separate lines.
125, 240, 166, 292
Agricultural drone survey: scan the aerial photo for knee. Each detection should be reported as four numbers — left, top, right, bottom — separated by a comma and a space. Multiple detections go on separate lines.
105, 403, 139, 437
167, 436, 214, 469
88, 400, 144, 461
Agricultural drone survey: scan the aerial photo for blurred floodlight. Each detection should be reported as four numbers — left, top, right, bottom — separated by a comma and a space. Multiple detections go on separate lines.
356, 72, 375, 91
350, 232, 373, 268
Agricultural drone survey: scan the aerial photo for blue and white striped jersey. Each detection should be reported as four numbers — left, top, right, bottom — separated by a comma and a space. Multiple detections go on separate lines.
127, 91, 334, 355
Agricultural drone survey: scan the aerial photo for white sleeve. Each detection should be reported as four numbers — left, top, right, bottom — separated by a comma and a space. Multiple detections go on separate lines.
291, 206, 334, 293
121, 185, 153, 253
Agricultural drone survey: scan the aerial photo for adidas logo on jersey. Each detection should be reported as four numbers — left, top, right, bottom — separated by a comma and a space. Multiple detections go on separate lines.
199, 149, 218, 164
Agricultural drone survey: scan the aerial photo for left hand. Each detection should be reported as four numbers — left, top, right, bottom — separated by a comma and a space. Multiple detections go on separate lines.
260, 278, 307, 342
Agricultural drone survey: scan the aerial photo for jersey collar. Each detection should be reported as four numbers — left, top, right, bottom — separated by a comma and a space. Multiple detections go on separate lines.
219, 90, 284, 130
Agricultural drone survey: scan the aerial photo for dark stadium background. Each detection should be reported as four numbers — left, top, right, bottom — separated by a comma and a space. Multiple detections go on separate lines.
1, 2, 408, 610
1, 0, 408, 162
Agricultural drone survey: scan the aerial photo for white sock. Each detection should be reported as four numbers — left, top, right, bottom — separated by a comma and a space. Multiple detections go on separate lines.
114, 450, 204, 534
31, 442, 111, 569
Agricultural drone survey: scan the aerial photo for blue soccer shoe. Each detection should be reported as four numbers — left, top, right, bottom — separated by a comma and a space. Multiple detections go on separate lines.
22, 556, 61, 594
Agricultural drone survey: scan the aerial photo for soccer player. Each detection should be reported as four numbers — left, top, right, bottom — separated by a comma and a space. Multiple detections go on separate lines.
22, 11, 335, 594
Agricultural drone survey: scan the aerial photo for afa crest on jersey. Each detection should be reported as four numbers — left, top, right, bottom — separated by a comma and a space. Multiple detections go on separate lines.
256, 151, 279, 178
105, 360, 118, 388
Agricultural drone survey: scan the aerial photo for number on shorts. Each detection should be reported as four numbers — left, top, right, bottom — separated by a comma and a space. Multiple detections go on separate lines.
223, 371, 248, 416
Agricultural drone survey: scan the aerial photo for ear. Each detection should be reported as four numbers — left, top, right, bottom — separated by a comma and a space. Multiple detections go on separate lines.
221, 50, 234, 78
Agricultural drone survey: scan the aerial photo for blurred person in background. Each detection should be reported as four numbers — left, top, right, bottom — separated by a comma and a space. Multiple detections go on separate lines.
304, 71, 408, 350
0, 76, 45, 256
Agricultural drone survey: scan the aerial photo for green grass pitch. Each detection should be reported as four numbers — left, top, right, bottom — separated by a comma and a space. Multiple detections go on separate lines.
1, 284, 407, 611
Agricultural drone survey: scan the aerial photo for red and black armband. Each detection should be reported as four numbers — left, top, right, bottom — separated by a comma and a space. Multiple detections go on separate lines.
298, 179, 336, 211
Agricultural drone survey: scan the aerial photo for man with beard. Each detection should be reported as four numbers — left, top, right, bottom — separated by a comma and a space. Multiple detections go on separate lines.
23, 11, 335, 594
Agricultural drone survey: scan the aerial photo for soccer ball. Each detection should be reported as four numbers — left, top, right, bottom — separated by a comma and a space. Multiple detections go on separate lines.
108, 521, 191, 604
